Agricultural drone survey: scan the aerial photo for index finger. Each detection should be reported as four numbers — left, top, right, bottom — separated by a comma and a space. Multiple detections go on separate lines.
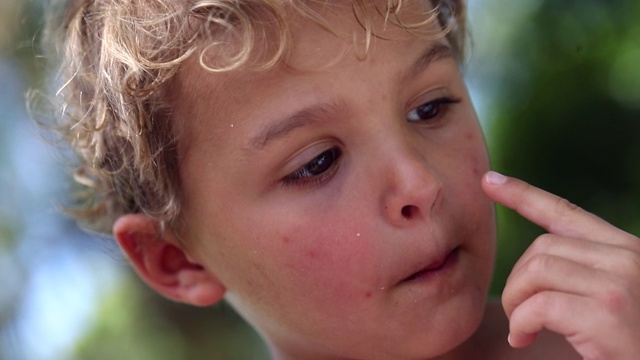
481, 171, 634, 245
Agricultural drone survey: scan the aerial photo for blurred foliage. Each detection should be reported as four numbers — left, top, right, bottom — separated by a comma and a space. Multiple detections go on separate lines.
73, 278, 267, 360
2, 0, 639, 359
1, 1, 45, 359
488, 0, 640, 293
0, 0, 46, 83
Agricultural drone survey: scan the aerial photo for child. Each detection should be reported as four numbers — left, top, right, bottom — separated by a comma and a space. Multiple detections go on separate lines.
46, 0, 640, 359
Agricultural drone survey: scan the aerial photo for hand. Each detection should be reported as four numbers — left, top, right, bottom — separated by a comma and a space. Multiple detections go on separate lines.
482, 171, 640, 360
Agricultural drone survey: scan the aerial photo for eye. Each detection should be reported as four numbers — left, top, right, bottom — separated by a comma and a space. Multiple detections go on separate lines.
406, 97, 461, 123
281, 147, 342, 188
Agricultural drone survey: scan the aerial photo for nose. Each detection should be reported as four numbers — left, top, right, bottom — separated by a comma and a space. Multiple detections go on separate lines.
379, 141, 442, 227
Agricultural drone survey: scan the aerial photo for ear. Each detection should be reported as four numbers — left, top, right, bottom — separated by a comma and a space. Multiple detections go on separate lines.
113, 214, 225, 307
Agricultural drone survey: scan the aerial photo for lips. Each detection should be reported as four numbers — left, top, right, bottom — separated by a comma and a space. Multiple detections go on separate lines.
401, 246, 459, 283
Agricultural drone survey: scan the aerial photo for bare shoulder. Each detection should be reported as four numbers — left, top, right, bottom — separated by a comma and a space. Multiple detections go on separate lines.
470, 300, 581, 360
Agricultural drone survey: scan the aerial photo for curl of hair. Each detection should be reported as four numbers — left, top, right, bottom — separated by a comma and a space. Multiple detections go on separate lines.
43, 0, 467, 234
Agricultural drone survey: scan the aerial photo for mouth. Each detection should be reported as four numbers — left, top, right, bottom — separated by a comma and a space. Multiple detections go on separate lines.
401, 246, 460, 283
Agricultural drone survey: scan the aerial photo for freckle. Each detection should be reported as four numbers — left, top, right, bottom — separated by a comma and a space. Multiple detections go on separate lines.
306, 250, 317, 259
465, 132, 473, 140
282, 237, 291, 244
365, 291, 372, 298
472, 167, 479, 176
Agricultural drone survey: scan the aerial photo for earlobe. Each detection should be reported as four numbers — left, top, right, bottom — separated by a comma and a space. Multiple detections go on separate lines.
113, 214, 225, 307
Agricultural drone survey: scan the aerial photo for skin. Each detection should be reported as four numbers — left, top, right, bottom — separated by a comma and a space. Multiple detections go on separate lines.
112, 1, 640, 360
483, 173, 640, 360
174, 5, 495, 359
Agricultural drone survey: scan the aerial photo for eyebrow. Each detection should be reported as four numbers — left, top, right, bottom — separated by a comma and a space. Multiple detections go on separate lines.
248, 99, 347, 150
404, 42, 455, 80
247, 43, 453, 150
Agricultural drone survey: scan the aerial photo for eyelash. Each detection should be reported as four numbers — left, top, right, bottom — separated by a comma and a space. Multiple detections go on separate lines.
406, 96, 461, 124
279, 97, 458, 189
281, 147, 342, 188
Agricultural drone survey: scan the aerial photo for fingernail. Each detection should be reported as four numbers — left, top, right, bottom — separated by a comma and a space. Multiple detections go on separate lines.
485, 171, 508, 185
507, 333, 513, 347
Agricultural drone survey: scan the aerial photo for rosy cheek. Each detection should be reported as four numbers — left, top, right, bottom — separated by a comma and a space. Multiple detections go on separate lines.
280, 229, 374, 300
466, 153, 482, 178
462, 132, 489, 178
465, 132, 475, 141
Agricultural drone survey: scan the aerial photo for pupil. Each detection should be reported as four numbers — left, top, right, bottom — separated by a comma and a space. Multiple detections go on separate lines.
308, 149, 335, 175
417, 103, 438, 119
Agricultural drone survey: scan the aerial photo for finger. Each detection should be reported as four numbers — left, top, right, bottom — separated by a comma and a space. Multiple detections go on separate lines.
502, 253, 610, 318
509, 291, 628, 359
508, 291, 593, 347
513, 234, 633, 276
482, 171, 635, 245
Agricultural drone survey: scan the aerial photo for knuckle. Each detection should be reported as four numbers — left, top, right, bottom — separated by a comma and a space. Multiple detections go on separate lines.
596, 280, 631, 315
626, 234, 640, 253
530, 233, 556, 253
553, 197, 580, 218
617, 249, 640, 270
523, 253, 554, 275
617, 248, 640, 276
547, 198, 582, 234
599, 247, 640, 279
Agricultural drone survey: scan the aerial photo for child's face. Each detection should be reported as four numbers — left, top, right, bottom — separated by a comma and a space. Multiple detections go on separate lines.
171, 2, 495, 359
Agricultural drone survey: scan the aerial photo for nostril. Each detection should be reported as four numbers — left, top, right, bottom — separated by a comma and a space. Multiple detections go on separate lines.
401, 205, 417, 219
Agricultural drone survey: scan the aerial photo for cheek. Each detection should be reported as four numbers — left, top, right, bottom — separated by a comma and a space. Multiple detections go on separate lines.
463, 131, 490, 177
193, 190, 381, 315
451, 130, 495, 242
211, 205, 380, 313
279, 221, 377, 300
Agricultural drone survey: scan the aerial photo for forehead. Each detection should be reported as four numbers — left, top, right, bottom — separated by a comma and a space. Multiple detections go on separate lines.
286, 1, 439, 64
181, 0, 439, 70
170, 0, 444, 145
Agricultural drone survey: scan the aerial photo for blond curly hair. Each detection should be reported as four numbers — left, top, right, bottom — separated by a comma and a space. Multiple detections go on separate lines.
45, 0, 467, 234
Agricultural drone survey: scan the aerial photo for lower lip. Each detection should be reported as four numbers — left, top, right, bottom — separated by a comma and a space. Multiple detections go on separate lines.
403, 247, 459, 283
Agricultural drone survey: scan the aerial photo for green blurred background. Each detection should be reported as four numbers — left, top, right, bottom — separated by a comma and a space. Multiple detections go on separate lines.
1, 0, 638, 359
